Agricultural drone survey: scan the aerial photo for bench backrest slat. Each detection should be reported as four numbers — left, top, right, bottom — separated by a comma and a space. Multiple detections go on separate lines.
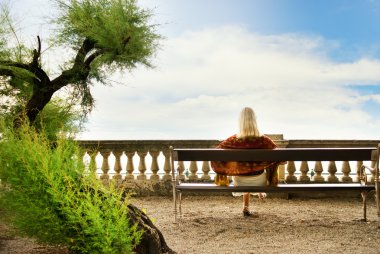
172, 148, 377, 162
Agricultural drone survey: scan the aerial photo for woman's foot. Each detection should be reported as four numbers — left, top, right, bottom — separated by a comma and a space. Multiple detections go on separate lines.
243, 210, 259, 218
258, 192, 267, 202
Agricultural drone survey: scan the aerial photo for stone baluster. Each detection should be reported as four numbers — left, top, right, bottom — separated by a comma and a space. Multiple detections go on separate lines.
299, 161, 310, 182
201, 161, 211, 181
189, 161, 198, 181
78, 150, 86, 170
162, 150, 172, 181
177, 161, 185, 181
327, 161, 339, 182
286, 161, 297, 182
87, 151, 98, 175
137, 150, 148, 180
277, 164, 286, 183
341, 161, 352, 182
370, 160, 377, 183
313, 161, 324, 182
99, 150, 111, 181
125, 151, 135, 180
112, 151, 123, 182
149, 150, 160, 181
356, 161, 363, 182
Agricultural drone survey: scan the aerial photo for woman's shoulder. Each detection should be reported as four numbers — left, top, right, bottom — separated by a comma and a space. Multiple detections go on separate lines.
239, 135, 277, 149
218, 134, 239, 148
218, 134, 277, 149
260, 135, 277, 148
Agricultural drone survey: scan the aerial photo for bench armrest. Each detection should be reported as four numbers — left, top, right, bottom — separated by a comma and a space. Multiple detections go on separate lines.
360, 164, 375, 185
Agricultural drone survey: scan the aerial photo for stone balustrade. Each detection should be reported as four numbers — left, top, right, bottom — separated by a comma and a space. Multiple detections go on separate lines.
78, 136, 379, 194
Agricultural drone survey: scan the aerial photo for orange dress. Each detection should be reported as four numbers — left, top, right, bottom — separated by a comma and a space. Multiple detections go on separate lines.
210, 135, 281, 186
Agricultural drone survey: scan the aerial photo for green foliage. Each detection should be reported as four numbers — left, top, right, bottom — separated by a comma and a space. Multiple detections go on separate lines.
0, 4, 29, 62
0, 96, 86, 142
0, 123, 143, 253
0, 5, 12, 60
33, 98, 86, 141
0, 0, 161, 124
55, 0, 160, 71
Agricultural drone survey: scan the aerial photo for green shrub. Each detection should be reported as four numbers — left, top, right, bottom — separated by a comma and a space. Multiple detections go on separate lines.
0, 122, 142, 253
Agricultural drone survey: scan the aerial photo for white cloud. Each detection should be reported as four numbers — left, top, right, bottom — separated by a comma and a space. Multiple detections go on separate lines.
78, 26, 380, 140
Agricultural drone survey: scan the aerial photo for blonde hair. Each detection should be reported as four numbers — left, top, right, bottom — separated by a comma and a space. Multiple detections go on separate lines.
237, 107, 261, 138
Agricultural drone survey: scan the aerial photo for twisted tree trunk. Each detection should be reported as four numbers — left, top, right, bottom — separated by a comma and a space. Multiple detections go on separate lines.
128, 204, 176, 254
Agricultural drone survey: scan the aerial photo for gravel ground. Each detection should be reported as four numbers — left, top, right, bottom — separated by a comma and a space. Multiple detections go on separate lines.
1, 195, 380, 254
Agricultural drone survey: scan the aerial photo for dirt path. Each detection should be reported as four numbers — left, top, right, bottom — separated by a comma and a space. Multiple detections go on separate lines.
1, 195, 380, 253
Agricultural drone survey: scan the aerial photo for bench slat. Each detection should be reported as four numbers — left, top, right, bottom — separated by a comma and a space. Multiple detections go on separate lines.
172, 148, 377, 161
176, 183, 375, 192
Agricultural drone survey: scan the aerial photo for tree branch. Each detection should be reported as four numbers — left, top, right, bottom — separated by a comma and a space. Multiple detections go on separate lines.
83, 36, 131, 67
0, 68, 14, 77
73, 38, 95, 68
0, 60, 50, 86
83, 49, 107, 67
31, 36, 41, 68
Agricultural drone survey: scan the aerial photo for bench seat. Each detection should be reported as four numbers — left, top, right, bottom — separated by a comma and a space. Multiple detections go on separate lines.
176, 183, 376, 192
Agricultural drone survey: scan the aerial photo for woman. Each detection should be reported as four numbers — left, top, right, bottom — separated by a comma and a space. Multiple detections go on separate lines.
211, 107, 280, 217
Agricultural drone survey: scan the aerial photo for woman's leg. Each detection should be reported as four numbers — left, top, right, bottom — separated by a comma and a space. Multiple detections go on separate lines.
243, 192, 250, 212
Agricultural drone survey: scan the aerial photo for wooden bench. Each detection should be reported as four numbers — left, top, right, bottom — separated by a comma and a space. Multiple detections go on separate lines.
170, 146, 380, 227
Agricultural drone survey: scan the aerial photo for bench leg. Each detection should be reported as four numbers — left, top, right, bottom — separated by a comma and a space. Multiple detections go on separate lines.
361, 191, 368, 222
178, 191, 182, 219
375, 180, 380, 228
173, 189, 182, 223
173, 187, 178, 223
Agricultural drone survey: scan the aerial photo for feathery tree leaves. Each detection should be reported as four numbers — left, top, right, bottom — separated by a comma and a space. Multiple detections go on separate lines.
0, 0, 161, 124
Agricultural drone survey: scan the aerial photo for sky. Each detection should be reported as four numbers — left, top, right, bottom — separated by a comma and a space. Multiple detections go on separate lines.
6, 0, 380, 140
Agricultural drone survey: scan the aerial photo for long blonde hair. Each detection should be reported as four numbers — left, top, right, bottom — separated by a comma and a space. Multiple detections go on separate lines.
237, 107, 261, 138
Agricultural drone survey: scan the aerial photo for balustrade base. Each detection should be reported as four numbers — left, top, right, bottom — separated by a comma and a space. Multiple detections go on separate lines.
299, 176, 311, 182
341, 176, 353, 182
328, 177, 339, 183
99, 178, 374, 199
161, 175, 172, 181
137, 175, 147, 180
150, 175, 160, 181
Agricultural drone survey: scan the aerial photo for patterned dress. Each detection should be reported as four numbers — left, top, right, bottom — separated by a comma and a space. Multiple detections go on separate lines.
210, 135, 281, 186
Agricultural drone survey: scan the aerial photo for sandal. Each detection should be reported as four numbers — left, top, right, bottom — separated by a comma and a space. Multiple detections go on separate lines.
258, 193, 267, 202
243, 210, 259, 218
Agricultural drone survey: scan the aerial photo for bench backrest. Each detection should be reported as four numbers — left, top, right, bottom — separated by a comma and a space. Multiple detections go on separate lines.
171, 148, 379, 162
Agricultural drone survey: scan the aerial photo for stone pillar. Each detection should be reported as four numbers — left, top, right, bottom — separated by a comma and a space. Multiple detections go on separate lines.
313, 161, 325, 182
327, 161, 339, 182
149, 150, 160, 181
201, 161, 211, 181
125, 151, 135, 180
356, 161, 363, 182
162, 150, 172, 182
341, 161, 352, 182
112, 151, 123, 182
276, 139, 288, 182
78, 150, 86, 170
188, 161, 198, 181
177, 161, 185, 181
277, 164, 286, 183
299, 161, 310, 182
88, 152, 97, 176
370, 160, 377, 183
286, 161, 297, 182
99, 150, 111, 181
137, 151, 148, 180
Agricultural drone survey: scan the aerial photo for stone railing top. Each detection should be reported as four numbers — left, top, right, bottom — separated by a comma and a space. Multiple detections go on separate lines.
77, 135, 380, 151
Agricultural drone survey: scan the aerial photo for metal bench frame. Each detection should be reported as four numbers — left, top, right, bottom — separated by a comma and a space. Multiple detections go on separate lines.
170, 145, 380, 227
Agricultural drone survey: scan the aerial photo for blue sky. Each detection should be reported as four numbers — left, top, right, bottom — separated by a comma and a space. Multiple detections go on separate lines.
151, 0, 380, 60
7, 0, 380, 140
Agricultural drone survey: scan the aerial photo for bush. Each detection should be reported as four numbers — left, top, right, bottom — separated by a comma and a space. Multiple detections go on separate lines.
0, 122, 142, 253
